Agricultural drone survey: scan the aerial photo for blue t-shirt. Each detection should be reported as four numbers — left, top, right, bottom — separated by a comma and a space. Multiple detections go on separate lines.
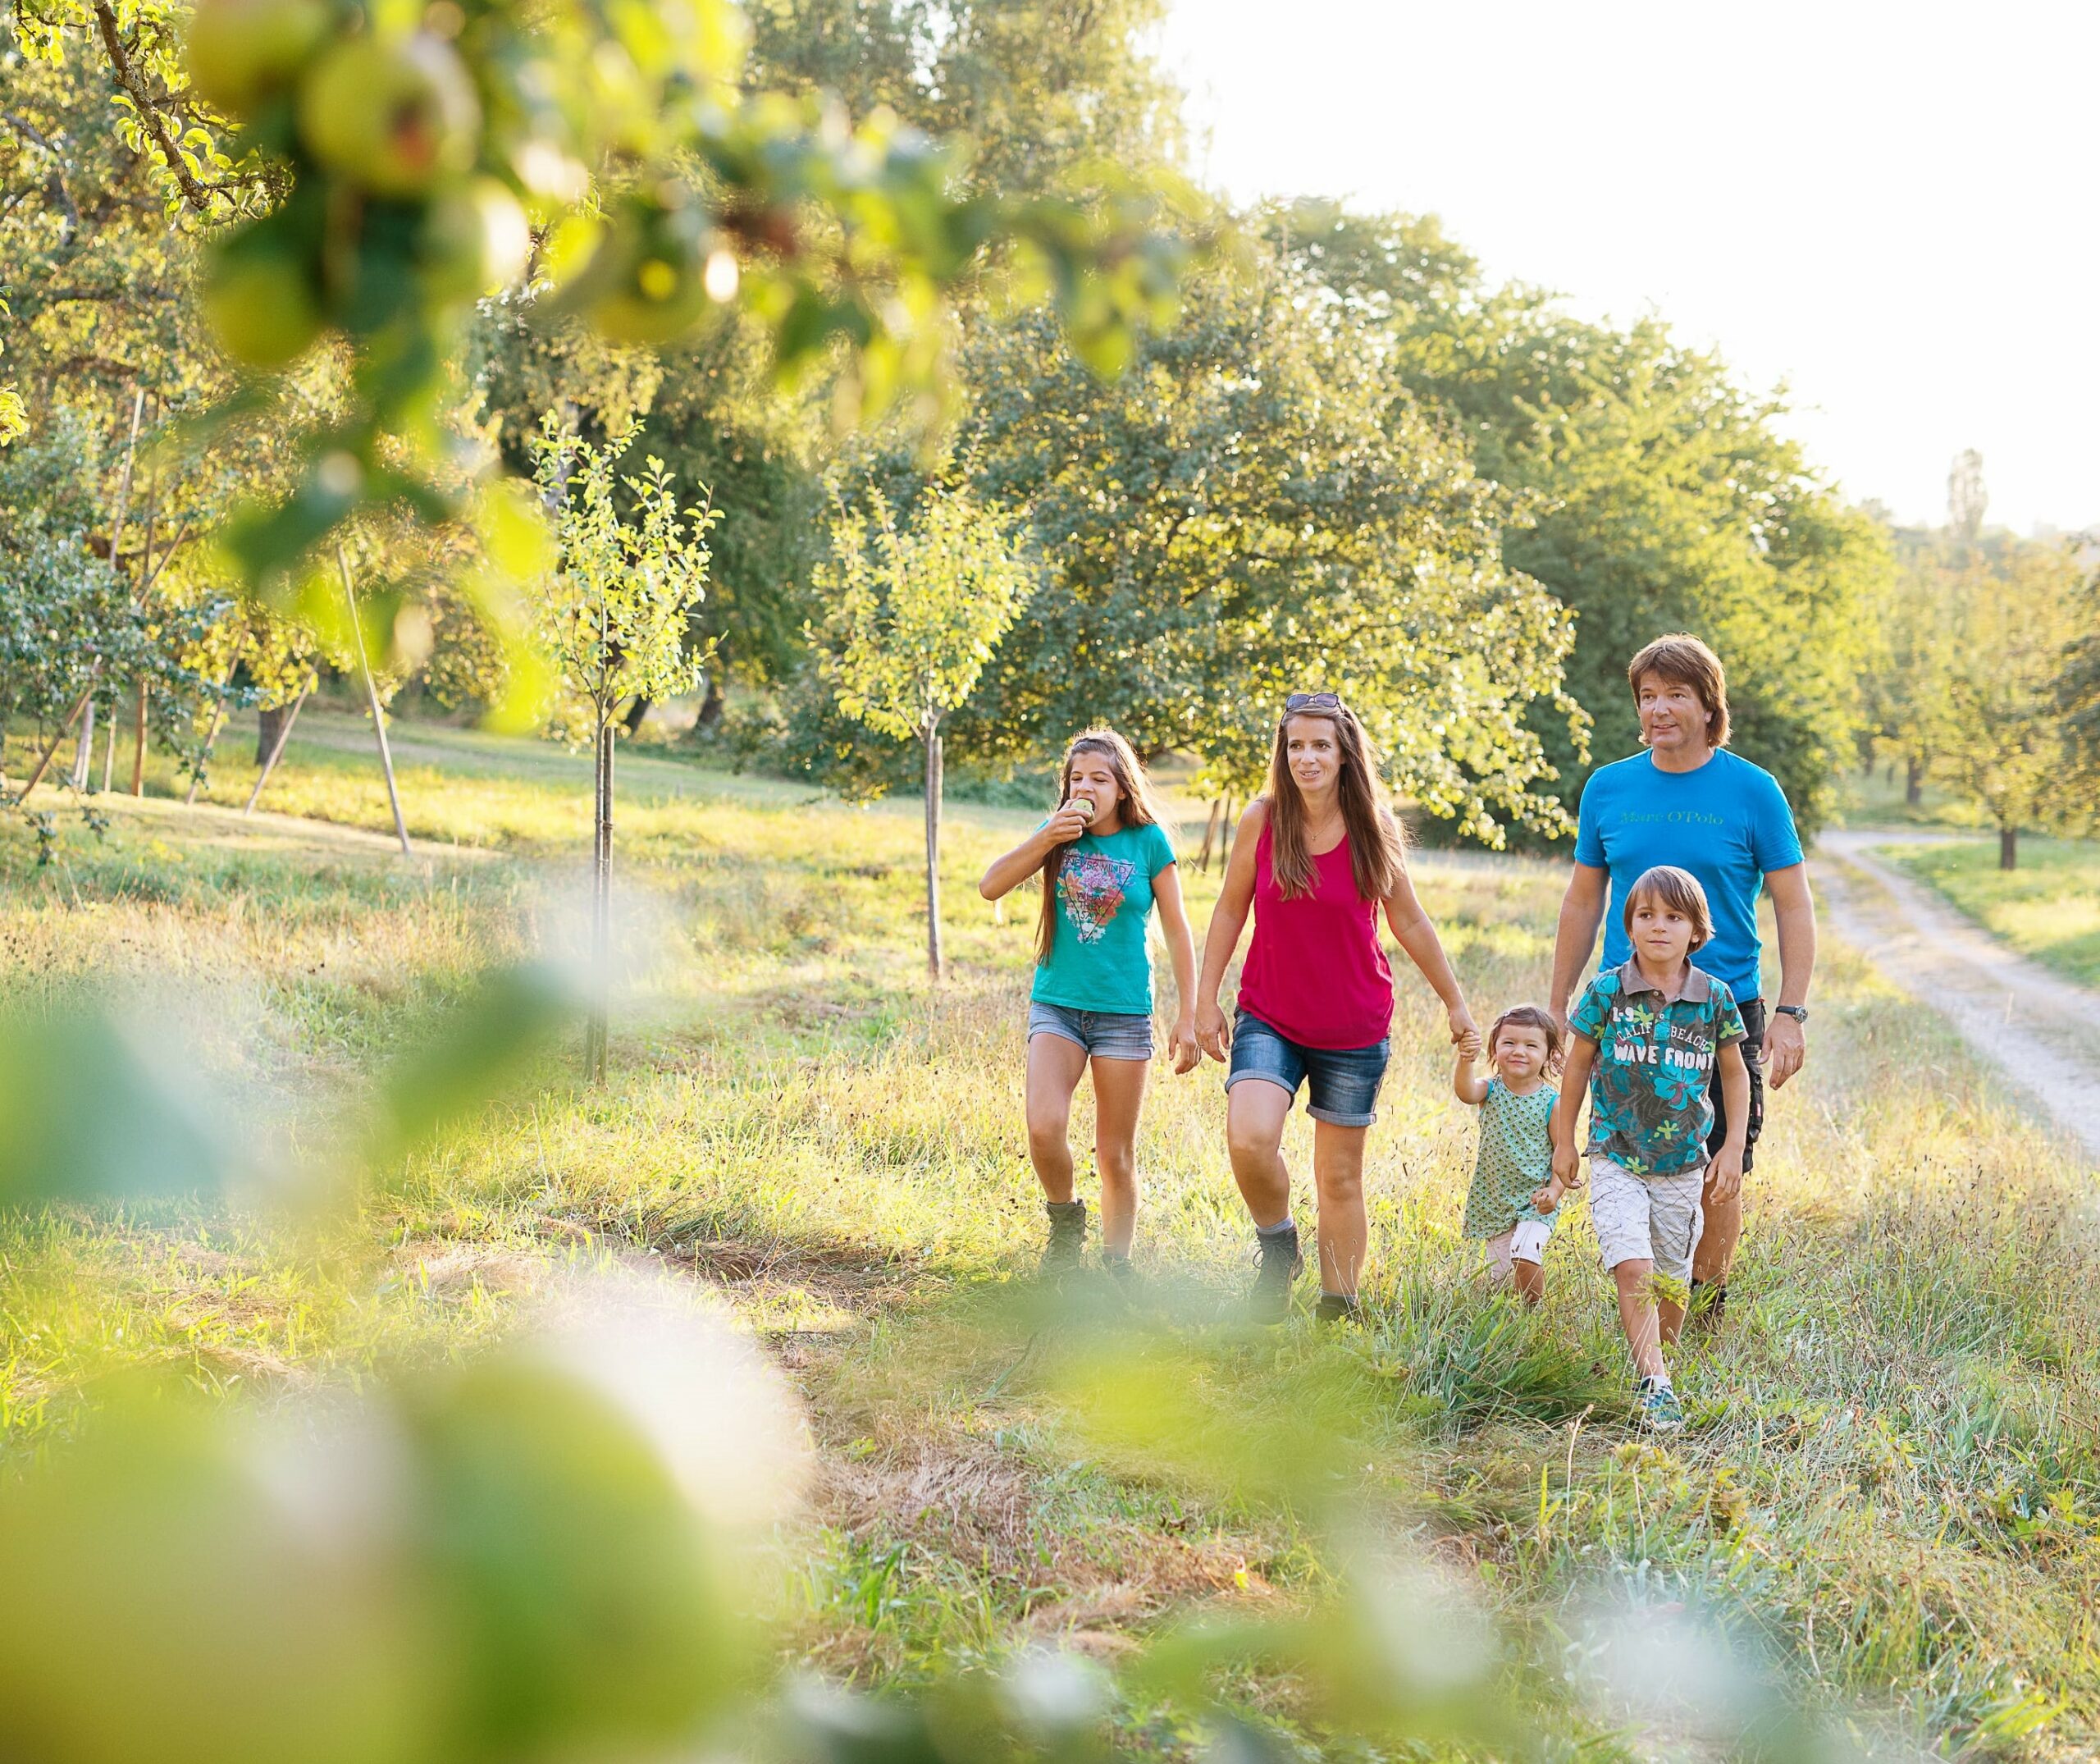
1573, 749, 1803, 1002
1030, 820, 1177, 1015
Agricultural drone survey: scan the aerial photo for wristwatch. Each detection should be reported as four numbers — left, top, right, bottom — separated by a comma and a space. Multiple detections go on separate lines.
1774, 1004, 1808, 1023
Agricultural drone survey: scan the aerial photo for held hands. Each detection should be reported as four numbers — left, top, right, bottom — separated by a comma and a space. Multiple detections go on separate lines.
1707, 1142, 1746, 1204
1168, 1015, 1202, 1075
1550, 1137, 1579, 1190
1446, 1002, 1479, 1048
1530, 1177, 1565, 1216
1194, 1000, 1231, 1063
1455, 1028, 1482, 1062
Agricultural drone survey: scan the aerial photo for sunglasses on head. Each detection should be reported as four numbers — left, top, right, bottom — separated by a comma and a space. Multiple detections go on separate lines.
1284, 691, 1341, 712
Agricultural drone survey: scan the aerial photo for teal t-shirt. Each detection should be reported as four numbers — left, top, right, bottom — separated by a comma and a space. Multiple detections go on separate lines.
1030, 820, 1177, 1016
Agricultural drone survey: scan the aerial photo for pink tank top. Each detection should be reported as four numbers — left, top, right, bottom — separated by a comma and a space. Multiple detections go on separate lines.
1235, 821, 1395, 1049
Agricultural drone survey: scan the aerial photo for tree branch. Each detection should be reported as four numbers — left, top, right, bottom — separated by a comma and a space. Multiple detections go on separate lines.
91, 2, 221, 217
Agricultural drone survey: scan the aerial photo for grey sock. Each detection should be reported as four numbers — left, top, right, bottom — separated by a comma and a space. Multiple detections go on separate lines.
1257, 1217, 1297, 1238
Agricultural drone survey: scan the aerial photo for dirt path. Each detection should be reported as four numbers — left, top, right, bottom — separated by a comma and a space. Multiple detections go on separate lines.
1817, 829, 2100, 1165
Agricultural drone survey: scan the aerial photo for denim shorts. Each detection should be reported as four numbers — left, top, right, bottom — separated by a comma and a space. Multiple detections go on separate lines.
1225, 1008, 1390, 1127
1028, 1001, 1155, 1061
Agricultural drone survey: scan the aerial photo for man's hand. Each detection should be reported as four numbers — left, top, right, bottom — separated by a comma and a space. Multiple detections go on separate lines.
1195, 1000, 1231, 1063
1168, 1016, 1201, 1075
1765, 1012, 1806, 1090
1707, 1142, 1745, 1204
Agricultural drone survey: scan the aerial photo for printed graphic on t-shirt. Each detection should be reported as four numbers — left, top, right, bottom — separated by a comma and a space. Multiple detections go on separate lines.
1060, 852, 1137, 944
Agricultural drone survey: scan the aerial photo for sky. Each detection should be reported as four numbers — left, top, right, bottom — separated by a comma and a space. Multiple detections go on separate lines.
1156, 0, 2098, 533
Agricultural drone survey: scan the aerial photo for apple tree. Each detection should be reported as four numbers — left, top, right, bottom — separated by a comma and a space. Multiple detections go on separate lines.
815, 468, 1030, 980
531, 414, 715, 1078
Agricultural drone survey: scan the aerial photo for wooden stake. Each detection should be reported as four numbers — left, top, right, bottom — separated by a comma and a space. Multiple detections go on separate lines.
185, 638, 246, 807
243, 674, 313, 814
336, 545, 411, 857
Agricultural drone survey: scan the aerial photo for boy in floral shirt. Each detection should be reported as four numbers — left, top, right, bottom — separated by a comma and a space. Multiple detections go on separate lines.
1545, 865, 1751, 1431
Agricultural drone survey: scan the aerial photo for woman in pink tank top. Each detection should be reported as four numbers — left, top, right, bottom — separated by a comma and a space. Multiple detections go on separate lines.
1194, 693, 1477, 1323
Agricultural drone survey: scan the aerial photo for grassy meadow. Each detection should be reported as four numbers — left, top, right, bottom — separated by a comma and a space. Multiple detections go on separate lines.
1879, 837, 2100, 990
5, 714, 2100, 1758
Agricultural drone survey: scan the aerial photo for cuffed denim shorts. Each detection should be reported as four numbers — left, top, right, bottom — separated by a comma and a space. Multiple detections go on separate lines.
1224, 1008, 1390, 1127
1028, 1001, 1155, 1061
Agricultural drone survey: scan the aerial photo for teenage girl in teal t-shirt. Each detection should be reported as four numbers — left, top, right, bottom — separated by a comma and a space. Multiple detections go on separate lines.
979, 729, 1198, 1278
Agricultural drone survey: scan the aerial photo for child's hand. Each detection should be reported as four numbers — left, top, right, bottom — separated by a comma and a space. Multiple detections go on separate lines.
1530, 1178, 1564, 1216
1456, 1029, 1482, 1061
1707, 1144, 1745, 1204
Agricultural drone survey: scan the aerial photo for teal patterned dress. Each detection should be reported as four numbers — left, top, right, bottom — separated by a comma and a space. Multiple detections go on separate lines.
1460, 1078, 1559, 1238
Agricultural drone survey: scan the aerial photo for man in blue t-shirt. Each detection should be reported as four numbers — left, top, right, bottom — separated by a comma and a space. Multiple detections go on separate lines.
1548, 633, 1818, 1325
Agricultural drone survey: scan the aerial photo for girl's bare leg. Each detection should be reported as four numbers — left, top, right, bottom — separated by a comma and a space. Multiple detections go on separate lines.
1310, 1120, 1369, 1297
1025, 1033, 1089, 1203
1225, 1079, 1294, 1227
1088, 1053, 1149, 1255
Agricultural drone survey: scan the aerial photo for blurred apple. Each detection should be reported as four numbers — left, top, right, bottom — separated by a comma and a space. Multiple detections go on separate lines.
185, 0, 333, 118
202, 249, 324, 368
419, 176, 533, 301
299, 33, 480, 198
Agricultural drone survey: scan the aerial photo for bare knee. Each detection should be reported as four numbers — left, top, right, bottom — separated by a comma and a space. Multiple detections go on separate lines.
1027, 1114, 1071, 1161
1315, 1166, 1363, 1208
1096, 1137, 1136, 1188
1227, 1121, 1279, 1169
1612, 1259, 1654, 1295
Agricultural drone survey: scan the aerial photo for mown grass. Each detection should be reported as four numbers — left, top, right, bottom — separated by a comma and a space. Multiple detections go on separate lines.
4, 720, 2099, 1757
1881, 836, 2100, 989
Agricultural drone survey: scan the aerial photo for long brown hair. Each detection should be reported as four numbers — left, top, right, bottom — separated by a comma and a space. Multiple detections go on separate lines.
1035, 729, 1171, 965
1265, 701, 1406, 902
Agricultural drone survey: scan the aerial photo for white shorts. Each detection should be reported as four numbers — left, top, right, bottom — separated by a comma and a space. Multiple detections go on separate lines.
1588, 1156, 1705, 1289
1483, 1218, 1554, 1281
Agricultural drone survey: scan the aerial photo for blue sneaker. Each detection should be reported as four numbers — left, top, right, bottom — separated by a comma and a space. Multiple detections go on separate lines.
1635, 1377, 1685, 1433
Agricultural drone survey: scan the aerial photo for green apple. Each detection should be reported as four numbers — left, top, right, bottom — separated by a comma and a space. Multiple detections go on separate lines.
201, 249, 324, 368
298, 33, 480, 198
404, 1355, 742, 1753
185, 0, 333, 119
418, 176, 532, 301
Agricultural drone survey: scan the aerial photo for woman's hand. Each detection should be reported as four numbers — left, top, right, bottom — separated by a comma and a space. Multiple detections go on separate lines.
1195, 999, 1231, 1063
1446, 1000, 1478, 1048
1045, 801, 1092, 844
1168, 1015, 1202, 1075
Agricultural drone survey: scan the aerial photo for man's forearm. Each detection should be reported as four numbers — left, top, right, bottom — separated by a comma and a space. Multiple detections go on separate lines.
1774, 897, 1817, 1008
1550, 892, 1605, 1012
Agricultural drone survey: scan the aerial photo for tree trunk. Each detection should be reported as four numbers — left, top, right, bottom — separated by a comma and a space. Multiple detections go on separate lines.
620, 694, 651, 736
256, 702, 289, 768
2000, 825, 2018, 871
585, 712, 614, 1081
69, 699, 96, 792
130, 679, 147, 796
101, 700, 116, 793
924, 724, 944, 982
1197, 797, 1221, 871
1904, 755, 1924, 807
696, 674, 725, 730
1220, 794, 1236, 862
